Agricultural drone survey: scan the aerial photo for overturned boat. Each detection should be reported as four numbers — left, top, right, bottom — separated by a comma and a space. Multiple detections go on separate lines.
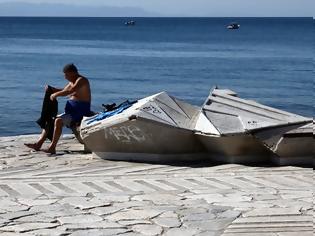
196, 88, 313, 165
80, 92, 204, 162
79, 88, 313, 166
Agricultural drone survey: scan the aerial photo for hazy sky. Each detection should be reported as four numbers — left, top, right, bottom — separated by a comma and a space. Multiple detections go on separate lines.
0, 0, 314, 17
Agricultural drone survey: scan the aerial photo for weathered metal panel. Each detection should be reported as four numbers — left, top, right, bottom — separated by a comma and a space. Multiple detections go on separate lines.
194, 112, 220, 135
285, 122, 314, 135
202, 88, 312, 134
139, 101, 177, 126
156, 101, 193, 129
204, 111, 245, 134
173, 97, 200, 120
155, 92, 189, 118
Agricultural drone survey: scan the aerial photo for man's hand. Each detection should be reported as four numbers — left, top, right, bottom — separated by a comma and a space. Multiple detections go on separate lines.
46, 85, 62, 93
50, 93, 57, 101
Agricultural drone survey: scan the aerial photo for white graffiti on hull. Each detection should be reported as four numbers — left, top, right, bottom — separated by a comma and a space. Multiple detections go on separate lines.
104, 125, 147, 143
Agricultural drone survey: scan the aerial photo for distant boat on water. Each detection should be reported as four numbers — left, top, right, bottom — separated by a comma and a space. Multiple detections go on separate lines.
227, 22, 240, 29
125, 20, 136, 26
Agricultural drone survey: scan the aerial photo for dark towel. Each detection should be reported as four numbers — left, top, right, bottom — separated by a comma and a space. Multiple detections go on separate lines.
36, 86, 58, 141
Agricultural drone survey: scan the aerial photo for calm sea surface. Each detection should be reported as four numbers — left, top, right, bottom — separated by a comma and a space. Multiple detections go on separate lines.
0, 17, 313, 136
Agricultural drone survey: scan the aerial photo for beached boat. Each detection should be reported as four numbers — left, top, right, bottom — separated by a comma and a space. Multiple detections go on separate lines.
79, 88, 313, 165
80, 92, 204, 162
196, 87, 313, 165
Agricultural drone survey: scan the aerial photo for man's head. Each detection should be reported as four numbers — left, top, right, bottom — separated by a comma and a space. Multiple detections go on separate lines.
63, 63, 78, 82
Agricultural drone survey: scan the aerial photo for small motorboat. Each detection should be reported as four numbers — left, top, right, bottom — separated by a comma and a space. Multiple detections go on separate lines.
196, 87, 313, 165
227, 22, 240, 29
80, 92, 204, 162
125, 20, 136, 26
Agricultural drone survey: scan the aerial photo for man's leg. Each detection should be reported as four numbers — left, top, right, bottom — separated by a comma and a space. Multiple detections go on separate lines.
43, 118, 63, 154
24, 129, 47, 151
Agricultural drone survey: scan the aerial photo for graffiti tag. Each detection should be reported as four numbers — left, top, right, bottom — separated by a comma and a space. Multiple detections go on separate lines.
105, 125, 146, 143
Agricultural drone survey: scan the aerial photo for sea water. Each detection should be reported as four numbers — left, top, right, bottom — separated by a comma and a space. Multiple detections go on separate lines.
0, 17, 313, 136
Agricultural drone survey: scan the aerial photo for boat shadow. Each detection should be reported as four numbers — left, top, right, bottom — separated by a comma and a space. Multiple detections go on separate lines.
60, 148, 313, 168
97, 155, 313, 168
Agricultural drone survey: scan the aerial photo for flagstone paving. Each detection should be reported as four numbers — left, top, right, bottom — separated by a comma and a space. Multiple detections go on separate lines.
0, 134, 313, 235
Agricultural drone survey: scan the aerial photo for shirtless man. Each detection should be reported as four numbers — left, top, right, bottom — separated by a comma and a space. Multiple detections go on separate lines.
25, 64, 91, 154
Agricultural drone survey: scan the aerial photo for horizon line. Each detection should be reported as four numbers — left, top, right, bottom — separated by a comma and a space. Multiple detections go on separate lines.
0, 16, 313, 18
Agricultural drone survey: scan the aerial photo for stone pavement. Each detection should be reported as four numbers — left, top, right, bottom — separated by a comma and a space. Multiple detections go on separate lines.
0, 135, 313, 236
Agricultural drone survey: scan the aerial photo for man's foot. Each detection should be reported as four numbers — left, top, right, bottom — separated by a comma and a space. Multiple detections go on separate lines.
42, 147, 56, 155
24, 143, 41, 151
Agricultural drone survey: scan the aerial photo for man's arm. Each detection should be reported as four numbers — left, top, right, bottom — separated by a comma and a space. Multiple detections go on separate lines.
51, 78, 85, 100
51, 87, 63, 93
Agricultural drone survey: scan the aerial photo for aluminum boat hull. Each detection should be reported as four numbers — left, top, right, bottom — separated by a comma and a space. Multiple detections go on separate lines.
196, 88, 313, 165
80, 92, 205, 162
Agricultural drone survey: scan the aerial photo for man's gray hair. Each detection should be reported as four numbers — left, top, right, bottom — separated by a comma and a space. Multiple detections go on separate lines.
63, 63, 78, 73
